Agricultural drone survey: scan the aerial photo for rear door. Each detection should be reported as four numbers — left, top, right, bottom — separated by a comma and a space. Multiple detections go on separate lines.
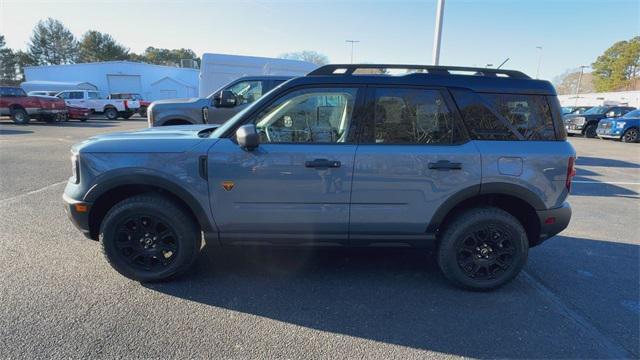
349, 86, 481, 244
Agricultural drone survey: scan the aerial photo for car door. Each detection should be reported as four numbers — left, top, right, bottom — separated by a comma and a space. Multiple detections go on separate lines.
207, 85, 364, 244
349, 86, 481, 245
208, 79, 266, 124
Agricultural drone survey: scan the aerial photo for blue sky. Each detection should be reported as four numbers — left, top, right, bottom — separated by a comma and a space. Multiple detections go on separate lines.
1, 0, 638, 80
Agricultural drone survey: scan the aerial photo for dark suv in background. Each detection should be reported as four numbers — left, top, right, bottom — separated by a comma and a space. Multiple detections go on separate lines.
564, 105, 635, 137
64, 64, 574, 290
147, 75, 292, 127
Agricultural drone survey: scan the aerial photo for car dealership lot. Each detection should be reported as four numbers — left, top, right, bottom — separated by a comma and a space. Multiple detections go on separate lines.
0, 119, 638, 358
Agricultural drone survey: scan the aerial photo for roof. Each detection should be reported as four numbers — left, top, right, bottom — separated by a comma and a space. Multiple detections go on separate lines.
21, 80, 97, 86
24, 61, 199, 72
294, 64, 556, 95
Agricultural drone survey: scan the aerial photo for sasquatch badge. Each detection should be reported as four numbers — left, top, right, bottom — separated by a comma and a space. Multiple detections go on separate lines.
222, 181, 235, 191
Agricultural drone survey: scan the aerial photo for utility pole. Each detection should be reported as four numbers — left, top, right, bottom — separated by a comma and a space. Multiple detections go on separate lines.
535, 46, 543, 79
345, 40, 360, 64
574, 65, 588, 106
432, 0, 445, 65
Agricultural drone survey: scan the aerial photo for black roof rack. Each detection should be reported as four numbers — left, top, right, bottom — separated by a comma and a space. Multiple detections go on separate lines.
308, 64, 530, 79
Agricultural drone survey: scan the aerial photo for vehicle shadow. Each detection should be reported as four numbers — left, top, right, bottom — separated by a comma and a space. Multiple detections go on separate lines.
572, 164, 639, 199
144, 236, 639, 358
0, 128, 34, 135
577, 156, 640, 169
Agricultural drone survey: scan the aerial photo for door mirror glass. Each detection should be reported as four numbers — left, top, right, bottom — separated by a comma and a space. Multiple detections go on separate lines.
217, 90, 237, 108
236, 124, 259, 150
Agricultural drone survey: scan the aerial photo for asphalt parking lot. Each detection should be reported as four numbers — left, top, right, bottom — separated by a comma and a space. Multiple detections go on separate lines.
0, 117, 638, 359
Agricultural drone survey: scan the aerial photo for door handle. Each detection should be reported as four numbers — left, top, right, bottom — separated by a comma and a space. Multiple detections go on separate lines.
305, 159, 341, 169
428, 160, 462, 171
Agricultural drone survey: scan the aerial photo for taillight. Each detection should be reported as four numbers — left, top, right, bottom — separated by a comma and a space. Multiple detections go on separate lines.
566, 156, 576, 192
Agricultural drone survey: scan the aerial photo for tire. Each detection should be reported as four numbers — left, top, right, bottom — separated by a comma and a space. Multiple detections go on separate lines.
622, 127, 639, 143
104, 107, 118, 120
139, 107, 147, 117
100, 194, 201, 282
437, 207, 529, 291
584, 123, 597, 138
10, 108, 29, 125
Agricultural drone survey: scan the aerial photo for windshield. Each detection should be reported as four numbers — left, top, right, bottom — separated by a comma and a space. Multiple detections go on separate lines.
583, 106, 608, 115
623, 109, 640, 118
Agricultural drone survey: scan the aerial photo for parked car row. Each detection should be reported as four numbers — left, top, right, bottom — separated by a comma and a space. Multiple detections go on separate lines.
563, 105, 638, 143
0, 86, 68, 124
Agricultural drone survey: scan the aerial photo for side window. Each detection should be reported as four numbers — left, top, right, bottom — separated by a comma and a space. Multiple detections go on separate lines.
69, 91, 84, 100
451, 89, 518, 140
252, 87, 358, 144
58, 92, 70, 99
227, 81, 263, 105
370, 88, 460, 144
483, 93, 555, 140
87, 92, 100, 99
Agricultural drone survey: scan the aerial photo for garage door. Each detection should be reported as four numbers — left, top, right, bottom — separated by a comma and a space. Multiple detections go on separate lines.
107, 75, 142, 95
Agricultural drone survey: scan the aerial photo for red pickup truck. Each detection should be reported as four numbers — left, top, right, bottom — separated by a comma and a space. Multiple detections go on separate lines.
0, 86, 67, 124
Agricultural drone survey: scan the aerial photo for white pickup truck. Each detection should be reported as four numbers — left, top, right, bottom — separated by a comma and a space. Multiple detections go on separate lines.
56, 90, 140, 120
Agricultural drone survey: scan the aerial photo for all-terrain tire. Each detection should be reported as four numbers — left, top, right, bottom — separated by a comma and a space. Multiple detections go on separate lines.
100, 194, 201, 282
437, 207, 529, 291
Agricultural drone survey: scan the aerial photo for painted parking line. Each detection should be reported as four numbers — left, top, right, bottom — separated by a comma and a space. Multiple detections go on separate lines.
573, 181, 640, 185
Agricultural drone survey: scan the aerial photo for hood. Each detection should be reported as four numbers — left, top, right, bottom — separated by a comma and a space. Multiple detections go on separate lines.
151, 97, 203, 105
74, 124, 220, 153
564, 113, 603, 120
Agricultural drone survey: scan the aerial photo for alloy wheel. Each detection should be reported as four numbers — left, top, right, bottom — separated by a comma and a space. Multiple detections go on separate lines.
455, 224, 516, 280
114, 215, 179, 271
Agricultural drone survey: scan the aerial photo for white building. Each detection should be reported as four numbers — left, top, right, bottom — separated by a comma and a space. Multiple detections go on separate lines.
558, 90, 640, 108
23, 61, 199, 101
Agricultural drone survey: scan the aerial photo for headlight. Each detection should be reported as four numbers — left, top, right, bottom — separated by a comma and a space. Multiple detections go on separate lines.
70, 153, 80, 184
616, 122, 626, 129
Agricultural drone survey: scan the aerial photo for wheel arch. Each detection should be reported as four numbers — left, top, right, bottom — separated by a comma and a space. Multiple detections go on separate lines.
84, 173, 215, 240
428, 183, 545, 247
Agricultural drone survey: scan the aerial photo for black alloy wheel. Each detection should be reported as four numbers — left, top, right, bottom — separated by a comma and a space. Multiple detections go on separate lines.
114, 214, 179, 271
455, 224, 516, 281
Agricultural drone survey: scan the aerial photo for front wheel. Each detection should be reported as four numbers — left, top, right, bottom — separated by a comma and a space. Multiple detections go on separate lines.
437, 207, 528, 291
622, 127, 639, 143
100, 194, 202, 282
584, 123, 597, 138
11, 108, 29, 125
104, 107, 118, 120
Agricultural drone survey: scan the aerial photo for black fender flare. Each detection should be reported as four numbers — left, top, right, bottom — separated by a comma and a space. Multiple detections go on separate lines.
84, 170, 216, 233
426, 182, 546, 233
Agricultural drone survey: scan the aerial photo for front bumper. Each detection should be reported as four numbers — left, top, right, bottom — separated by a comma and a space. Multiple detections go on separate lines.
63, 193, 93, 240
536, 202, 571, 242
565, 124, 584, 134
596, 128, 622, 139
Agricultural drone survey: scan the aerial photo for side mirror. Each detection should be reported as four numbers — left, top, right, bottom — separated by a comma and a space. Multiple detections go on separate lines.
236, 124, 259, 150
606, 111, 616, 118
216, 90, 237, 108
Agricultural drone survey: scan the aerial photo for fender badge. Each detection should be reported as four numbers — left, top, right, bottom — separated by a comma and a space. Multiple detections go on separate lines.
222, 181, 235, 191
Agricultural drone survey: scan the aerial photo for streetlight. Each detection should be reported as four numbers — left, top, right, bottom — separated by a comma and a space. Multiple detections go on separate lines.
535, 46, 543, 79
432, 0, 445, 65
345, 40, 360, 64
575, 65, 589, 106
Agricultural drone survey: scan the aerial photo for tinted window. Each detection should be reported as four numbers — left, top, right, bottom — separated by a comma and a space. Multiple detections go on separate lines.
370, 88, 460, 144
253, 87, 357, 143
483, 93, 555, 140
227, 81, 263, 105
452, 90, 518, 140
0, 87, 26, 97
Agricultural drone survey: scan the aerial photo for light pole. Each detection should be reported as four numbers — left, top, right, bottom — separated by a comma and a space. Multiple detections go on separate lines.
432, 0, 445, 65
574, 65, 588, 106
535, 46, 543, 79
345, 40, 360, 64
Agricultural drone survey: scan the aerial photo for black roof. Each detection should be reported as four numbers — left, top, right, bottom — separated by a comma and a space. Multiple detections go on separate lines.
292, 64, 557, 95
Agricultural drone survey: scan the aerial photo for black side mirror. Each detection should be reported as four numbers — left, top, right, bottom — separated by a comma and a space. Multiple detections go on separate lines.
216, 90, 237, 108
236, 124, 259, 150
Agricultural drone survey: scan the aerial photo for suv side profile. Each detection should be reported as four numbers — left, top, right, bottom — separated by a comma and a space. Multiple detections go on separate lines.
63, 64, 575, 290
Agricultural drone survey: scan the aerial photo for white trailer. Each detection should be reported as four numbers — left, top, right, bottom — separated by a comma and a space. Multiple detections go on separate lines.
199, 53, 317, 97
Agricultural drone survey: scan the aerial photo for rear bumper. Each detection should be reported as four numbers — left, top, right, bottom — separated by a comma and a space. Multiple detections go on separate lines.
536, 202, 571, 242
62, 193, 94, 240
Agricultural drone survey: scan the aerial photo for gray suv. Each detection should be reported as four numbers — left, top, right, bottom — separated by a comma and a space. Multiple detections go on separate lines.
147, 76, 292, 126
63, 64, 575, 290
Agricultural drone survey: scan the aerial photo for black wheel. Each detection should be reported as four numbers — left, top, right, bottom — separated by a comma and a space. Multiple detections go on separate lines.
622, 127, 639, 143
10, 108, 29, 125
100, 194, 201, 282
584, 123, 597, 138
104, 107, 118, 120
437, 207, 528, 291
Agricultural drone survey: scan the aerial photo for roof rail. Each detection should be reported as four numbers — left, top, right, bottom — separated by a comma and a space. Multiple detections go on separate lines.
308, 64, 530, 79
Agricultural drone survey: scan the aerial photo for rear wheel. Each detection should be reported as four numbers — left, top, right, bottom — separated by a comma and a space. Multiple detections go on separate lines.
100, 194, 201, 282
104, 107, 118, 120
584, 123, 597, 138
622, 127, 639, 143
10, 108, 29, 125
437, 207, 528, 291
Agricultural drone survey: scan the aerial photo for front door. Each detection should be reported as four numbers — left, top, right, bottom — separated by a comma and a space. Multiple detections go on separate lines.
349, 86, 481, 245
208, 86, 363, 244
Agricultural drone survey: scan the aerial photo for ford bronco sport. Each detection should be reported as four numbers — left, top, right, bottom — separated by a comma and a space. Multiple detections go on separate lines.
63, 64, 574, 290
